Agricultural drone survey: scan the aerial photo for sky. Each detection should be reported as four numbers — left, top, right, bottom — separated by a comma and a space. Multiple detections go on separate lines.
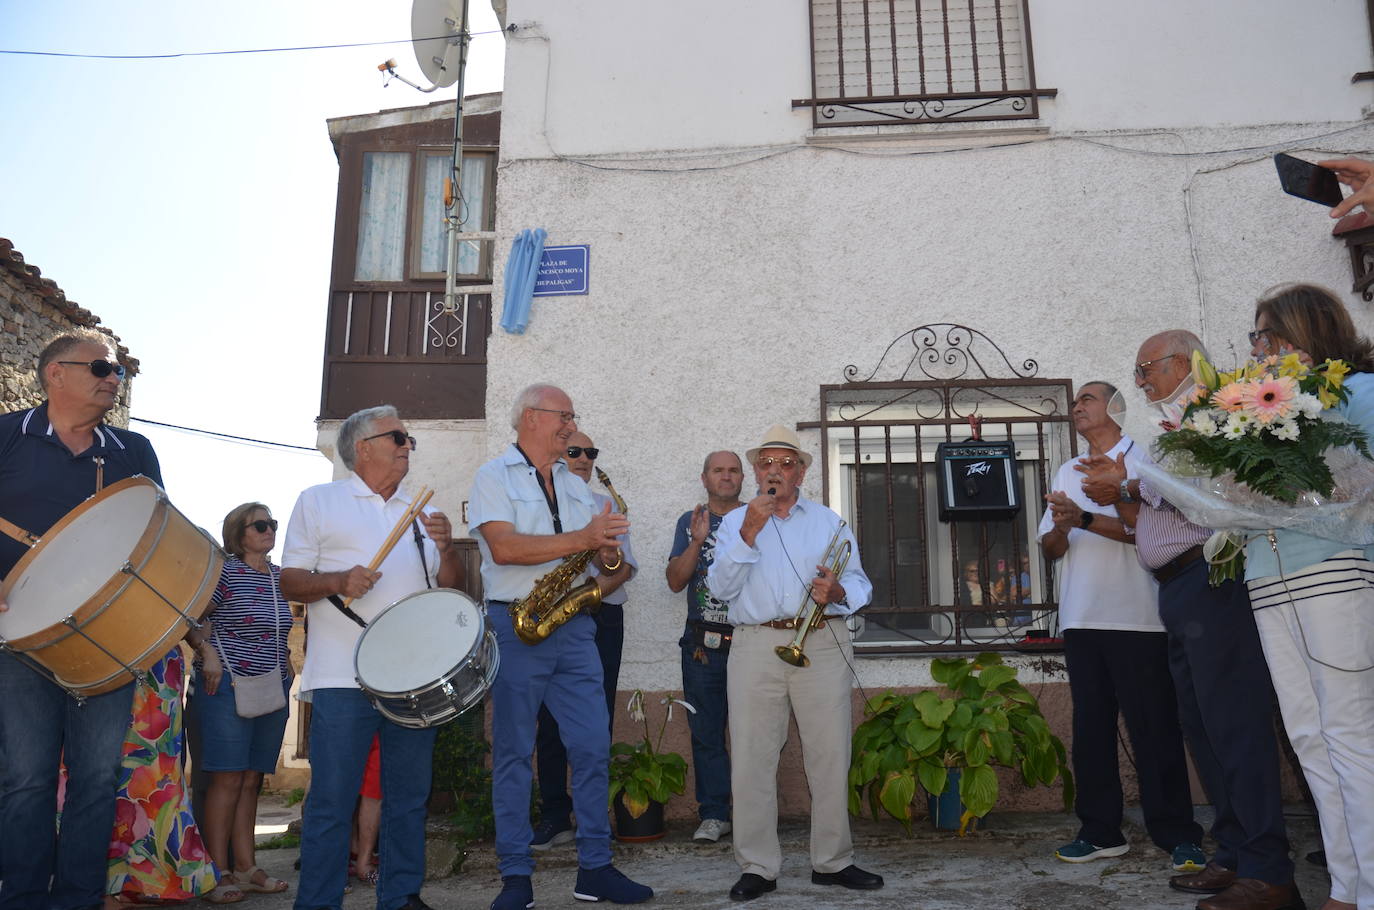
2, 1, 505, 544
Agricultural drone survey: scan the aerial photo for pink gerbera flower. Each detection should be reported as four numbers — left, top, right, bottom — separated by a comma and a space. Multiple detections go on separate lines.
1240, 376, 1297, 424
1211, 382, 1247, 412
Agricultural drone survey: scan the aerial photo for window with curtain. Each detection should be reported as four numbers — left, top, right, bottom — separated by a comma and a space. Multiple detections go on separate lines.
354, 152, 411, 281
417, 151, 492, 278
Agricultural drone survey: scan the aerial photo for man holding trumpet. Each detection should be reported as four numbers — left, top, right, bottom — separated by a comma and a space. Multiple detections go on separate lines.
706, 424, 881, 902
280, 405, 462, 910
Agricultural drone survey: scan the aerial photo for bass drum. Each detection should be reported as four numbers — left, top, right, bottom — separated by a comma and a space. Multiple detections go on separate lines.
353, 588, 499, 729
0, 476, 223, 695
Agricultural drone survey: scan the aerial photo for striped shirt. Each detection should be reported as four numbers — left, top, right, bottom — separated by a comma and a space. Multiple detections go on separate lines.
205, 556, 292, 680
1247, 549, 1374, 611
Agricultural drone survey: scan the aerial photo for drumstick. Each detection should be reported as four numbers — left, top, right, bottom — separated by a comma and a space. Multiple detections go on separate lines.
0, 516, 37, 547
341, 487, 434, 608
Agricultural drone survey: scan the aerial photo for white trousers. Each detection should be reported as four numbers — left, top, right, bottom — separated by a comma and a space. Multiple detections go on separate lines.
1250, 557, 1374, 909
726, 622, 855, 880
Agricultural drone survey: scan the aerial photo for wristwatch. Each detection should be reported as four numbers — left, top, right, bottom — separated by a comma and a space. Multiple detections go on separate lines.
1118, 478, 1135, 504
1079, 511, 1095, 529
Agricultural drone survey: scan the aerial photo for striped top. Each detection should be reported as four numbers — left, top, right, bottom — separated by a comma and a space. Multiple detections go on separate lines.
205, 556, 292, 680
1134, 475, 1212, 571
1247, 549, 1374, 611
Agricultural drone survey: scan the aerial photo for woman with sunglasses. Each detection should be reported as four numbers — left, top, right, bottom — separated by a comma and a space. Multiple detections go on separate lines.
1243, 284, 1374, 910
190, 503, 295, 903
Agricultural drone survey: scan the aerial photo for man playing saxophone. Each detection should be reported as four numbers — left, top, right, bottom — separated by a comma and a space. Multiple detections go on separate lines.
468, 384, 651, 910
707, 424, 883, 903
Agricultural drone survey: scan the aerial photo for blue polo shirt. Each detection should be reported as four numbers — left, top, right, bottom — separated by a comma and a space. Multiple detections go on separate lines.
0, 402, 162, 579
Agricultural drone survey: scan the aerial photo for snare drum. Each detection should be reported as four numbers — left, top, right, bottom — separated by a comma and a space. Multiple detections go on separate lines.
353, 588, 499, 729
0, 476, 223, 696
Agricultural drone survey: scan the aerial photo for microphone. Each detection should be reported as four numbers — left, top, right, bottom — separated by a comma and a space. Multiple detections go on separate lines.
767, 487, 776, 496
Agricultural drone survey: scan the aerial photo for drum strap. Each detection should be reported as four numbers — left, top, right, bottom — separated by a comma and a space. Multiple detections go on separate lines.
412, 520, 433, 589
328, 594, 368, 628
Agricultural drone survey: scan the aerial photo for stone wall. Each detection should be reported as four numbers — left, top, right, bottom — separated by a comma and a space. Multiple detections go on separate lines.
1, 238, 138, 425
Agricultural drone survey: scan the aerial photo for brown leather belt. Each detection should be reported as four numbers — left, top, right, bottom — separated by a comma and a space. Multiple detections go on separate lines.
759, 615, 841, 631
1152, 544, 1205, 584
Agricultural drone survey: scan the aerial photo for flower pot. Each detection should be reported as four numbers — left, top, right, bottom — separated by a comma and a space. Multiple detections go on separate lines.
613, 794, 666, 842
926, 769, 985, 832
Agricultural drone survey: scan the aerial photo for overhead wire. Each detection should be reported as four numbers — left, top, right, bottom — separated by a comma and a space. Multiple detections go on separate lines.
0, 30, 505, 60
130, 416, 324, 454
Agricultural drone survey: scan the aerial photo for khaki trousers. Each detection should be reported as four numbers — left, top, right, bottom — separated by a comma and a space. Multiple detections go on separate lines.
726, 622, 854, 880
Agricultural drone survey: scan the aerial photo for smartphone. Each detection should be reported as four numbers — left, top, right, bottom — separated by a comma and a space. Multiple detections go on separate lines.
1274, 152, 1344, 207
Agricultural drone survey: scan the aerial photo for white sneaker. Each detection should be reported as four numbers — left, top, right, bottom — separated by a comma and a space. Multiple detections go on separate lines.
693, 818, 732, 843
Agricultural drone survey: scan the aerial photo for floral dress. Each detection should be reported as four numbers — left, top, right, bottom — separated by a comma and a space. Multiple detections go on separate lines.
106, 648, 219, 900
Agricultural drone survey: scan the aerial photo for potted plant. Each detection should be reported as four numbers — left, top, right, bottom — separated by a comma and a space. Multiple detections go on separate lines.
607, 689, 693, 841
849, 652, 1073, 835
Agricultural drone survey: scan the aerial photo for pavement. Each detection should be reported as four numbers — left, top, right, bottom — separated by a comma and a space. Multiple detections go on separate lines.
247, 796, 1330, 910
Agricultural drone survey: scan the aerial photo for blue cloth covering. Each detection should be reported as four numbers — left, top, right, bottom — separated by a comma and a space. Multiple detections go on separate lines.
500, 228, 547, 334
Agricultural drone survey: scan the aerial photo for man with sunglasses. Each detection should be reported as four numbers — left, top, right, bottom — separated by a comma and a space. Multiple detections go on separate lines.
706, 424, 881, 902
1077, 332, 1297, 910
530, 431, 636, 852
469, 385, 649, 910
279, 404, 463, 910
0, 330, 162, 910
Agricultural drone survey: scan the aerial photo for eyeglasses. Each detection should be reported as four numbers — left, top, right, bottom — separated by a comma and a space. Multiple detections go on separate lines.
363, 430, 417, 450
1133, 353, 1182, 382
247, 519, 279, 533
757, 456, 801, 469
566, 446, 599, 460
1248, 327, 1275, 347
529, 407, 577, 424
58, 360, 126, 380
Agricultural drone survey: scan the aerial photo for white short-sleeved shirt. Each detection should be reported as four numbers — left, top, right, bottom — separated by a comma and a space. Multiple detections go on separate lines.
1036, 436, 1162, 633
281, 473, 440, 693
590, 490, 636, 606
707, 495, 872, 626
468, 444, 602, 602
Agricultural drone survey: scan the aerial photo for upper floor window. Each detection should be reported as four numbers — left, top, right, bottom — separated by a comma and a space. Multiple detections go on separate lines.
355, 148, 495, 283
799, 0, 1039, 128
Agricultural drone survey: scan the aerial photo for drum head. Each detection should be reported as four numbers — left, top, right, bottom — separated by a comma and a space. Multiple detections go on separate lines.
355, 589, 483, 694
0, 479, 160, 639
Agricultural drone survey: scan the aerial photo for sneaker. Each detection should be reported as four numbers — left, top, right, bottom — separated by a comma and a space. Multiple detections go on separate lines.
530, 818, 574, 851
1055, 839, 1129, 863
490, 875, 534, 910
573, 864, 653, 904
693, 819, 732, 843
1172, 842, 1207, 872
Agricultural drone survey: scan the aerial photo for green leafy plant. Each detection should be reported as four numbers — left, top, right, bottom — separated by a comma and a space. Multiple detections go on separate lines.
432, 715, 495, 843
284, 787, 305, 808
607, 690, 691, 819
849, 652, 1073, 835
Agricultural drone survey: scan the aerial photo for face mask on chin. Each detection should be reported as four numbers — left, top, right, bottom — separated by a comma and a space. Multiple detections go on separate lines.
1150, 372, 1195, 428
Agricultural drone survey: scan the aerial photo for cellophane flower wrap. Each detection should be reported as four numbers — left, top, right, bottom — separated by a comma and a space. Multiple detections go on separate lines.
1138, 351, 1374, 585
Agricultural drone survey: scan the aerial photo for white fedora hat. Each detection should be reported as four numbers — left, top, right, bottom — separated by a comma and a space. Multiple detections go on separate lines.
745, 423, 812, 468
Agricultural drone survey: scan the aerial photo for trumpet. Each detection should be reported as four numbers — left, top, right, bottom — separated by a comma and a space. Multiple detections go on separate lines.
774, 522, 851, 667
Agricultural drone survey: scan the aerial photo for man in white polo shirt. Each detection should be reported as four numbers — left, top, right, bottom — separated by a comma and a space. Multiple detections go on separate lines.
280, 404, 463, 910
1039, 382, 1204, 874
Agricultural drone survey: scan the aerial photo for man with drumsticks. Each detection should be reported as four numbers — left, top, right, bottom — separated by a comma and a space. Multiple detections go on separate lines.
706, 423, 882, 902
469, 384, 652, 910
279, 404, 462, 910
0, 329, 161, 910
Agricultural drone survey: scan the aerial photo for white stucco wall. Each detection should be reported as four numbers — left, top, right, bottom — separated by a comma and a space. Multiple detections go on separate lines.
484, 1, 1374, 695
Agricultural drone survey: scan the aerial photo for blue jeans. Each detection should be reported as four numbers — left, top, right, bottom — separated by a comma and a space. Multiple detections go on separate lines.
487, 603, 610, 876
0, 651, 135, 910
535, 604, 623, 823
680, 641, 730, 821
293, 688, 437, 910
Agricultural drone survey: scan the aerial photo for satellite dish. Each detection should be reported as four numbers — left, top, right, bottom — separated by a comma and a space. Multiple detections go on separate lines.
411, 0, 464, 88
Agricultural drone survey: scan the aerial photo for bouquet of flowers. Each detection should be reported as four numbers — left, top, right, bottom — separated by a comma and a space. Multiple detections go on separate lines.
1144, 351, 1373, 583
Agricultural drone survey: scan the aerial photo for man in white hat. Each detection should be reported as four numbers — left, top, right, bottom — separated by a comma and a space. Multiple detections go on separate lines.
707, 424, 882, 902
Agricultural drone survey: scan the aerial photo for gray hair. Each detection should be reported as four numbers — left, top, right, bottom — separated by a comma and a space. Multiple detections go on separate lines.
509, 383, 562, 429
1152, 329, 1208, 361
337, 405, 399, 470
36, 329, 114, 392
701, 450, 742, 474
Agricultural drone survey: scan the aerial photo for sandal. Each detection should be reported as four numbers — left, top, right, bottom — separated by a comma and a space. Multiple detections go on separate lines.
203, 879, 245, 905
356, 869, 378, 887
232, 867, 289, 894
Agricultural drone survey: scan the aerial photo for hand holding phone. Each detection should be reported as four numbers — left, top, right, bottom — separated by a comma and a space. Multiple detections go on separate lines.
1274, 152, 1344, 207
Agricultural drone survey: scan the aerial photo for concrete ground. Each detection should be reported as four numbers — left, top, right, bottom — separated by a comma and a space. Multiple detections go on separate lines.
249, 797, 1328, 910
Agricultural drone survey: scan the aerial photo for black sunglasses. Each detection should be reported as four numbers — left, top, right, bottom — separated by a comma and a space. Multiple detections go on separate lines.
566, 446, 599, 460
364, 430, 417, 450
58, 360, 126, 380
248, 519, 279, 533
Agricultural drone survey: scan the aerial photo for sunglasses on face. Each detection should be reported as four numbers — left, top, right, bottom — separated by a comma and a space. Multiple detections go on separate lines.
247, 519, 279, 533
364, 430, 417, 450
58, 360, 126, 380
566, 446, 599, 460
1248, 328, 1275, 347
757, 456, 801, 469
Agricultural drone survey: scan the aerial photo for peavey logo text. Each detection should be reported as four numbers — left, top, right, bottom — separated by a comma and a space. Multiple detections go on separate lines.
964, 461, 993, 477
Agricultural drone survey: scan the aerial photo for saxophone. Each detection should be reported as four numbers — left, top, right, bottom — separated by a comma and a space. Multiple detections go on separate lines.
511, 467, 628, 645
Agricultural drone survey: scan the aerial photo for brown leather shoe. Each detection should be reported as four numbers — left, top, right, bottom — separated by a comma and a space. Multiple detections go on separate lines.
1170, 862, 1236, 894
1196, 879, 1304, 910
